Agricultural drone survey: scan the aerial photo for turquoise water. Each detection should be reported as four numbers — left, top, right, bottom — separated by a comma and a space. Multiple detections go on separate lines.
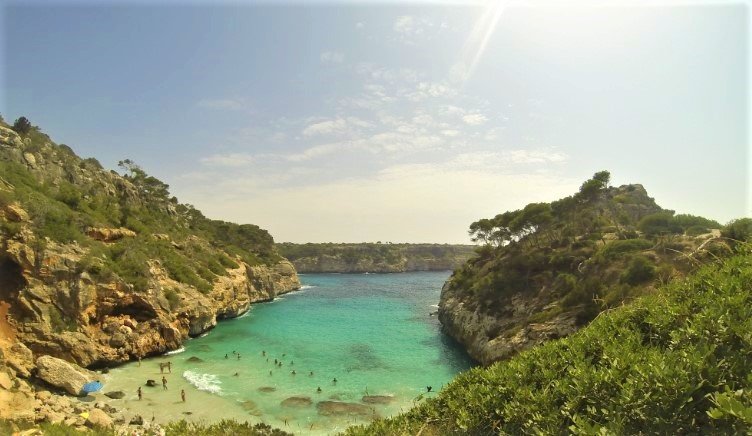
105, 272, 473, 434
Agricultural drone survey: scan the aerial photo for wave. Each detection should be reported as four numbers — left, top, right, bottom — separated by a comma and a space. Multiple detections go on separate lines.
430, 304, 439, 309
236, 311, 251, 319
165, 347, 185, 355
183, 370, 222, 395
198, 331, 210, 338
299, 285, 317, 290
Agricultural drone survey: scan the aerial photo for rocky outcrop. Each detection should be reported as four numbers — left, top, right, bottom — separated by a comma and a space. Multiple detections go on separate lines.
438, 281, 579, 365
85, 227, 136, 243
35, 355, 97, 396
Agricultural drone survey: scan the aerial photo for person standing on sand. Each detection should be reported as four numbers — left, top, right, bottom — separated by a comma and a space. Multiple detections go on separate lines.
162, 376, 168, 390
181, 389, 186, 402
137, 386, 142, 400
167, 361, 172, 373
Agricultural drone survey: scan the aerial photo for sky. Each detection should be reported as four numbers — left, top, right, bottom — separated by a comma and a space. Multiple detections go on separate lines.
2, 0, 749, 243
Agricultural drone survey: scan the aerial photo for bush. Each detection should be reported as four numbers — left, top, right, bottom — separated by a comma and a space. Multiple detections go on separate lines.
12, 116, 32, 135
723, 218, 752, 243
597, 239, 653, 260
164, 288, 181, 310
638, 212, 682, 237
620, 255, 656, 285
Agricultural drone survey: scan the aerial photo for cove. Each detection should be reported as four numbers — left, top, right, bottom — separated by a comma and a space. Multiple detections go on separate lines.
103, 271, 473, 434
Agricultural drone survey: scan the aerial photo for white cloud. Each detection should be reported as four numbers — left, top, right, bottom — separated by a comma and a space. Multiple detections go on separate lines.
462, 113, 488, 125
320, 51, 345, 64
441, 129, 460, 137
302, 118, 349, 137
355, 22, 365, 29
200, 153, 254, 167
196, 98, 248, 111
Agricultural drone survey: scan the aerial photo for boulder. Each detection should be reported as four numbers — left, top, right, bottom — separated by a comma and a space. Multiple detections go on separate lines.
85, 407, 113, 429
4, 203, 29, 222
85, 227, 136, 243
129, 415, 144, 425
104, 391, 125, 399
35, 355, 95, 396
145, 379, 157, 387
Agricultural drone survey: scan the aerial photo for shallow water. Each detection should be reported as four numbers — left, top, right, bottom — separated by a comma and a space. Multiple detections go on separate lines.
103, 272, 473, 434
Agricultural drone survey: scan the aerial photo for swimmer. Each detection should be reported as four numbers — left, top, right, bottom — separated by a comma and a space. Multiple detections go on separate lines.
333, 378, 337, 384
291, 370, 296, 375
309, 371, 314, 376
426, 386, 432, 392
137, 386, 142, 400
225, 354, 228, 359
317, 387, 322, 393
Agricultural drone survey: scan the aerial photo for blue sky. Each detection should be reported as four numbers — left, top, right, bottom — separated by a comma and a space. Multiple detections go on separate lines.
3, 1, 748, 243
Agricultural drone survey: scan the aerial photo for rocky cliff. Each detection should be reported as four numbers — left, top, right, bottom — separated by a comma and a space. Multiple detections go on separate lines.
438, 172, 728, 365
278, 243, 475, 273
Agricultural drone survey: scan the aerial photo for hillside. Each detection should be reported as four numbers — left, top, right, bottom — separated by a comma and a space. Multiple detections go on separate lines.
439, 171, 730, 364
277, 242, 475, 273
347, 242, 752, 434
0, 118, 299, 375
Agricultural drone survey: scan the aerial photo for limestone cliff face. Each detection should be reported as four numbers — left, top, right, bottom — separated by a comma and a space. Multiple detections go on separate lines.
279, 243, 475, 273
0, 221, 299, 367
438, 281, 578, 365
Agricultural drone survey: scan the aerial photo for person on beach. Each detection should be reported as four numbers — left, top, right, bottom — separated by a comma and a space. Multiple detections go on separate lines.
138, 357, 141, 367
181, 389, 186, 402
162, 376, 168, 390
167, 362, 172, 373
137, 387, 142, 400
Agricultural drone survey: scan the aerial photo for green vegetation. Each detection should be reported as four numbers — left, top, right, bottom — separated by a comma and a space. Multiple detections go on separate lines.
0, 117, 283, 298
0, 419, 292, 435
278, 242, 475, 273
347, 244, 752, 435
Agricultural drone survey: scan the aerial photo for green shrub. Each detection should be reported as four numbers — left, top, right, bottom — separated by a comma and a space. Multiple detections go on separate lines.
686, 225, 710, 236
723, 218, 752, 243
597, 238, 653, 260
620, 255, 656, 285
164, 288, 181, 310
12, 116, 32, 135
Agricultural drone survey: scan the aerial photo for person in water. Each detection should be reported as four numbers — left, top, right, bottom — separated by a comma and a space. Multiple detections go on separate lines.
181, 389, 186, 402
317, 387, 322, 393
269, 370, 273, 376
309, 371, 314, 376
225, 354, 228, 359
262, 350, 266, 356
137, 386, 142, 400
332, 378, 337, 384
162, 376, 168, 390
291, 370, 296, 375
426, 386, 432, 392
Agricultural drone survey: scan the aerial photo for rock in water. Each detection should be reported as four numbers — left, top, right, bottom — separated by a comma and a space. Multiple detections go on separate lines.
316, 401, 375, 417
35, 355, 94, 396
257, 386, 276, 393
145, 379, 157, 387
129, 415, 143, 425
281, 396, 313, 408
361, 395, 394, 404
186, 356, 203, 363
104, 391, 125, 399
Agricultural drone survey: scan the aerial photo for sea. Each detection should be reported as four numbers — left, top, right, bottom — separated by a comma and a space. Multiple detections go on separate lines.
102, 271, 474, 435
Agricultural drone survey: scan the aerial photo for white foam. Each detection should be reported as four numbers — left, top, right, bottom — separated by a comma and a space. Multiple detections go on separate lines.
299, 285, 317, 290
198, 331, 210, 338
236, 311, 251, 319
165, 346, 185, 355
430, 304, 439, 308
183, 370, 222, 395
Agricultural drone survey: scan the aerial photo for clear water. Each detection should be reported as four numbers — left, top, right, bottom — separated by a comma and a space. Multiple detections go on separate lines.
103, 272, 473, 434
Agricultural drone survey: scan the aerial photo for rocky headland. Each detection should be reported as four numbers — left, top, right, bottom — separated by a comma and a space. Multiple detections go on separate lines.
438, 172, 729, 365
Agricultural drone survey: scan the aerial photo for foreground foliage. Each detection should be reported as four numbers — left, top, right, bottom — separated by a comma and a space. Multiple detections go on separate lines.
346, 245, 752, 435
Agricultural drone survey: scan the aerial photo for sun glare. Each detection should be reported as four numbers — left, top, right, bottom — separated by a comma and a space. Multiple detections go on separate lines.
456, 0, 508, 84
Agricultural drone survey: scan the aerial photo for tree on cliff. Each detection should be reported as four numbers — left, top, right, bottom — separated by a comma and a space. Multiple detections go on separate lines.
12, 116, 32, 135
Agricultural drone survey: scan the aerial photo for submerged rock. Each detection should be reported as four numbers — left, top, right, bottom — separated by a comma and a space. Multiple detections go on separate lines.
145, 379, 157, 387
281, 396, 312, 408
186, 356, 203, 363
241, 400, 261, 415
316, 401, 375, 417
258, 386, 276, 393
362, 395, 394, 405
